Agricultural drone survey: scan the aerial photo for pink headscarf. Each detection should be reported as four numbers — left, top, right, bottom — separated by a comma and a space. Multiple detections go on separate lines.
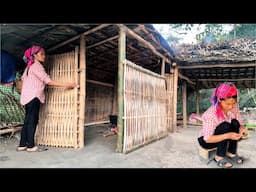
210, 82, 238, 120
23, 45, 44, 67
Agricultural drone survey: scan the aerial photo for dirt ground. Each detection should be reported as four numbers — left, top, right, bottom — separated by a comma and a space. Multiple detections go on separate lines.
1, 124, 256, 168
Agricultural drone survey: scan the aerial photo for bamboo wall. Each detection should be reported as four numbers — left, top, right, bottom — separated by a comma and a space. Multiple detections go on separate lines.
85, 82, 113, 123
36, 51, 79, 148
123, 60, 168, 153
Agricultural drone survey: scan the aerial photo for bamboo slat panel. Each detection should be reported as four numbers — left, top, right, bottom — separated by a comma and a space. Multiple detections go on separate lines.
123, 60, 168, 153
85, 82, 113, 123
36, 51, 79, 148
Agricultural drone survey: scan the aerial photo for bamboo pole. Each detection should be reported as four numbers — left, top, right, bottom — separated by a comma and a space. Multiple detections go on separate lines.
196, 83, 200, 115
78, 35, 86, 148
182, 80, 187, 128
48, 24, 110, 52
161, 59, 165, 76
173, 65, 178, 132
116, 26, 126, 153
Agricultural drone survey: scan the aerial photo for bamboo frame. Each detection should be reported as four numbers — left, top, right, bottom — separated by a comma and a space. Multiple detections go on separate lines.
123, 60, 168, 153
123, 59, 168, 153
36, 50, 79, 147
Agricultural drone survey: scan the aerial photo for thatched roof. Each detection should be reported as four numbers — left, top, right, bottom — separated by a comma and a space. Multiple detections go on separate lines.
174, 38, 256, 65
173, 38, 256, 89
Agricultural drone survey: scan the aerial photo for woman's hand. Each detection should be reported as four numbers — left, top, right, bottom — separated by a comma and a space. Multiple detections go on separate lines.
240, 125, 249, 138
226, 132, 242, 140
65, 82, 77, 89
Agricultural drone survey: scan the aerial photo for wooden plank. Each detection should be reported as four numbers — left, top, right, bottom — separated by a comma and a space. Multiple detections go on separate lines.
116, 26, 126, 153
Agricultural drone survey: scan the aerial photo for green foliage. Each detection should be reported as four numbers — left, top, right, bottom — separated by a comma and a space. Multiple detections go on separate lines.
226, 24, 256, 39
0, 85, 24, 123
177, 88, 256, 115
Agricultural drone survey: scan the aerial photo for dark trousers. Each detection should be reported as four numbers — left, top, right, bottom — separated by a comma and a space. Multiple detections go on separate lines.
198, 119, 240, 157
19, 97, 41, 148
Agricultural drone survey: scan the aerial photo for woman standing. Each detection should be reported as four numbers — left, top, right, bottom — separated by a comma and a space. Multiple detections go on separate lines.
17, 45, 76, 152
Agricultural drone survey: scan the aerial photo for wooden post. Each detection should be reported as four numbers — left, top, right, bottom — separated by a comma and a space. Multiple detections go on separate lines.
196, 83, 200, 115
173, 65, 178, 132
78, 35, 86, 148
116, 26, 126, 153
112, 77, 117, 115
182, 80, 187, 128
165, 69, 174, 132
161, 59, 165, 76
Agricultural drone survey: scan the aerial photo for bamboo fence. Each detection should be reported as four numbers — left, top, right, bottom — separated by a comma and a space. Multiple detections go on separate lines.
123, 60, 168, 153
85, 82, 113, 123
35, 50, 79, 148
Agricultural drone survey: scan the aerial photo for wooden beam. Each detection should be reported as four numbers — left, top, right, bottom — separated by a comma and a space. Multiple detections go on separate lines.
178, 63, 256, 69
116, 26, 126, 153
48, 24, 110, 52
87, 35, 118, 49
194, 78, 256, 81
178, 73, 196, 85
182, 81, 187, 128
87, 79, 114, 87
116, 24, 171, 65
78, 35, 86, 148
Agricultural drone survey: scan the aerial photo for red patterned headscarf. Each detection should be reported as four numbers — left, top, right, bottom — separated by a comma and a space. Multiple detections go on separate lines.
210, 82, 238, 119
23, 45, 44, 67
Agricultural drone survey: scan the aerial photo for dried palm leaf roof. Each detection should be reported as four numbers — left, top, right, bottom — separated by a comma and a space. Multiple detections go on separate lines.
173, 38, 256, 89
174, 38, 256, 65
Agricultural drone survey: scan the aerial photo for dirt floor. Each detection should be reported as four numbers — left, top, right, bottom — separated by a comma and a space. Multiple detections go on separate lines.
0, 124, 256, 168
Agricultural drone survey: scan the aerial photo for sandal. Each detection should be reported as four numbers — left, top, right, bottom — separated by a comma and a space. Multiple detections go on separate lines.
26, 146, 48, 152
16, 146, 27, 152
214, 158, 233, 168
227, 154, 244, 164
